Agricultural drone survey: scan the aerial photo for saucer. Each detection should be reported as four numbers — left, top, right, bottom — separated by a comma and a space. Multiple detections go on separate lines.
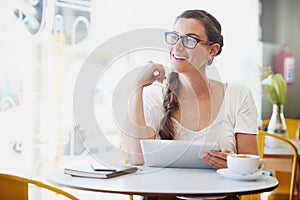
216, 168, 266, 181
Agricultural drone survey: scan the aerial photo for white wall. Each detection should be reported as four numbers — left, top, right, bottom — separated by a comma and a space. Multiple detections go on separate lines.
90, 0, 262, 116
261, 0, 300, 119
276, 0, 300, 119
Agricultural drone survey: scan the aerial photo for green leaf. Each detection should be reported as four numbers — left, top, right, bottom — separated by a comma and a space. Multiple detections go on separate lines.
261, 71, 287, 105
260, 66, 273, 81
274, 74, 287, 104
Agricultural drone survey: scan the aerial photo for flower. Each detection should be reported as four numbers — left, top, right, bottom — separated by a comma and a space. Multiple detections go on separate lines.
260, 66, 287, 105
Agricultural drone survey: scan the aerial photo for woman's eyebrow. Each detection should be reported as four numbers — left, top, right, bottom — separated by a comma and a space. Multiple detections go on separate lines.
172, 31, 202, 39
185, 33, 201, 38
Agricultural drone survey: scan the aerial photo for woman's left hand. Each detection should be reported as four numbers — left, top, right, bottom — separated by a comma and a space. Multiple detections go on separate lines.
201, 148, 234, 169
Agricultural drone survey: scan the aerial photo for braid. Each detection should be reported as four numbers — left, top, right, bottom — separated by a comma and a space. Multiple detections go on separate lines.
158, 72, 180, 139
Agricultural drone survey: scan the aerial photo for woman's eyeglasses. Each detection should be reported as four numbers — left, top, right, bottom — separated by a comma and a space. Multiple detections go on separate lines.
164, 32, 213, 49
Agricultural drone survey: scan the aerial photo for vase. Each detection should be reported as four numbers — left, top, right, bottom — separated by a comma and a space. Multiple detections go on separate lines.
266, 104, 288, 147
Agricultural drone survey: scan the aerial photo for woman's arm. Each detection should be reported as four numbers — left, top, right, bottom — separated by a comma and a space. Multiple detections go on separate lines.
236, 133, 259, 155
121, 62, 166, 165
202, 84, 259, 169
201, 133, 259, 169
121, 86, 156, 165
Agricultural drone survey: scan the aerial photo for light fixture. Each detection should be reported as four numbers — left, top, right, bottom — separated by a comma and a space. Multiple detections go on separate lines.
13, 0, 45, 36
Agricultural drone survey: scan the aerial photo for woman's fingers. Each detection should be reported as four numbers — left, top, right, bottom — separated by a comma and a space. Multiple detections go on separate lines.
201, 152, 227, 169
201, 148, 234, 169
208, 148, 234, 160
155, 68, 166, 83
145, 62, 166, 85
221, 147, 234, 154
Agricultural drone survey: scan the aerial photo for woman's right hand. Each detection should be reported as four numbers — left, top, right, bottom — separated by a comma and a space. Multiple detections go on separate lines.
137, 61, 166, 87
201, 148, 234, 169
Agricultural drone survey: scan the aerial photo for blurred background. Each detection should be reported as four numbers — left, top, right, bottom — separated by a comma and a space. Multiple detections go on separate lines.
0, 0, 299, 199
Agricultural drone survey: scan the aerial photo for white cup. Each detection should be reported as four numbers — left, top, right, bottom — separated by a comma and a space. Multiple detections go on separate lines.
227, 154, 265, 175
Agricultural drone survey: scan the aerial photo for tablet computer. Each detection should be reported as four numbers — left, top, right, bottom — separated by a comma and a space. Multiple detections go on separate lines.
140, 140, 218, 169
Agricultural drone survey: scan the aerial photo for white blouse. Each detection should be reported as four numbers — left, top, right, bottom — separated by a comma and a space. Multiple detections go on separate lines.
142, 82, 258, 153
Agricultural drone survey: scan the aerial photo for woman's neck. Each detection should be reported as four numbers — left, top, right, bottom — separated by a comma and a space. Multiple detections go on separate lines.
178, 72, 210, 99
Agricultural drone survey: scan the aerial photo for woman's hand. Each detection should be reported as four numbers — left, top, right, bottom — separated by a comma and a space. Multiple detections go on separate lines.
201, 148, 234, 169
137, 61, 166, 87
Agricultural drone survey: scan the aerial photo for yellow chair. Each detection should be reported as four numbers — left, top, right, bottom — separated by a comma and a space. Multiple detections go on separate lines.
0, 173, 79, 200
258, 130, 298, 200
261, 118, 300, 139
238, 193, 260, 200
239, 130, 298, 200
125, 159, 134, 200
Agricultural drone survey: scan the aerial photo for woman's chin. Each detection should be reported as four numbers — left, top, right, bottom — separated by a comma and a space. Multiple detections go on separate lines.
172, 59, 185, 66
171, 61, 193, 72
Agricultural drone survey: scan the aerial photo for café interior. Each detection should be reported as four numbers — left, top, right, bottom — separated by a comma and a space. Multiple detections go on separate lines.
0, 0, 300, 199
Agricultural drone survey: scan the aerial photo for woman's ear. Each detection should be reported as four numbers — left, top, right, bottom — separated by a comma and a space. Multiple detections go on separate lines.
209, 43, 220, 58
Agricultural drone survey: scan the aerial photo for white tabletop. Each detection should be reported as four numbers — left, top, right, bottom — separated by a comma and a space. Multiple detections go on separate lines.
48, 167, 278, 198
264, 140, 300, 158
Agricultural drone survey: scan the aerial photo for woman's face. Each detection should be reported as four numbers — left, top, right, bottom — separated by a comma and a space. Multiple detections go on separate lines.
170, 18, 211, 74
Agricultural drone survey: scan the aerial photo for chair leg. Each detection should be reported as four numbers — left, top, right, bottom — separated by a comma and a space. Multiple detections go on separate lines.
238, 194, 260, 200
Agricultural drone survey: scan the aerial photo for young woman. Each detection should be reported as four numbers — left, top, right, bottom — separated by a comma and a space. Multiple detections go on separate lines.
121, 9, 259, 170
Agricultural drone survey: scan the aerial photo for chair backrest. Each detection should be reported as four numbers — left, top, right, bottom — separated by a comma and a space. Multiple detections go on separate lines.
285, 118, 300, 139
258, 130, 298, 200
262, 118, 300, 139
0, 173, 79, 200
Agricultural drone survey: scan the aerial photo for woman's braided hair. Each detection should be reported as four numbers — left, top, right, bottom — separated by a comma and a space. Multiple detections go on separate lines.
158, 72, 180, 139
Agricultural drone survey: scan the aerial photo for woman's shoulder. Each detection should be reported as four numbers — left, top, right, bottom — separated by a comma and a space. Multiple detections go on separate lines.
226, 82, 252, 94
224, 82, 254, 104
224, 82, 255, 111
211, 80, 251, 96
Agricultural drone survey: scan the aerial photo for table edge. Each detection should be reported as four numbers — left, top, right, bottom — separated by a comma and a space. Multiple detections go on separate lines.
47, 176, 278, 197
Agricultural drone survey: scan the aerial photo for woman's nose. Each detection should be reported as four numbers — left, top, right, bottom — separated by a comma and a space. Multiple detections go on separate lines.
172, 38, 185, 52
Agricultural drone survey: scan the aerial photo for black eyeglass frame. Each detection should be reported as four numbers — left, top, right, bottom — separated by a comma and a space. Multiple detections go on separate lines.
164, 32, 213, 49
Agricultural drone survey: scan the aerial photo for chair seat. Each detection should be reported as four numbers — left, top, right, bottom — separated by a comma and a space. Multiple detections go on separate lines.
268, 171, 298, 200
268, 193, 298, 200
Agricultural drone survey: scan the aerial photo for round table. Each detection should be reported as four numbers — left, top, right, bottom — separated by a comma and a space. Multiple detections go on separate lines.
48, 167, 278, 199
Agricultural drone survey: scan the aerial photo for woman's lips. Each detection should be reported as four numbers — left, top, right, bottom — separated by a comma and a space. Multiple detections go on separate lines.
173, 53, 187, 61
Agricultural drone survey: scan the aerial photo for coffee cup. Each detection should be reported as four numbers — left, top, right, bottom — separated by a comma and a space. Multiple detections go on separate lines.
227, 154, 265, 175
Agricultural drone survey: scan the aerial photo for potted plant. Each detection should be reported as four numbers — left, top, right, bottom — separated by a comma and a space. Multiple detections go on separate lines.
260, 66, 288, 140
